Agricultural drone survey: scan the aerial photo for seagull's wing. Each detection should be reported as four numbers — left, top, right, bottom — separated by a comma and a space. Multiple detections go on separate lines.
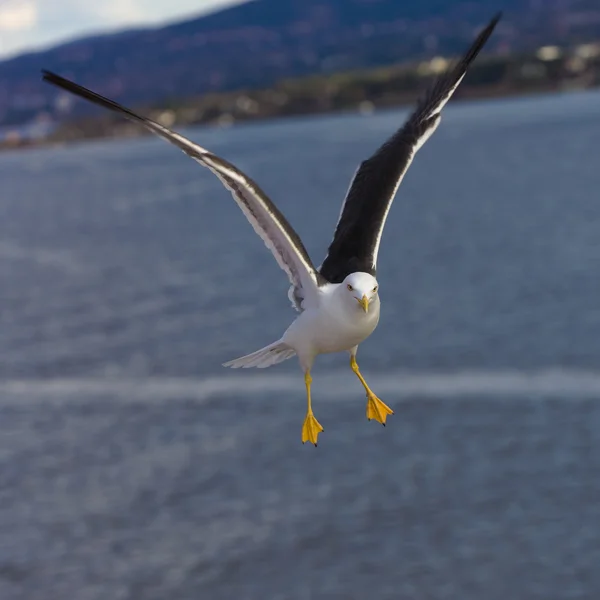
42, 71, 324, 311
319, 13, 501, 283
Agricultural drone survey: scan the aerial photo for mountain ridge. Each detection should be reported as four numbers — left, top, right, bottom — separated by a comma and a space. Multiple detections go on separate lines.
0, 0, 597, 126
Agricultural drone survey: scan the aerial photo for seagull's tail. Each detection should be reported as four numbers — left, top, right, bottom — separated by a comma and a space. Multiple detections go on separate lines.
223, 340, 296, 369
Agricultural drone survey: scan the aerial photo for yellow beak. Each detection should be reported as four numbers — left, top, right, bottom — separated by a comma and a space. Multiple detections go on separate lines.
358, 295, 369, 313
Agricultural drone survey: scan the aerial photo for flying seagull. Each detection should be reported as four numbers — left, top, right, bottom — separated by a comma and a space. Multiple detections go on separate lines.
42, 13, 500, 446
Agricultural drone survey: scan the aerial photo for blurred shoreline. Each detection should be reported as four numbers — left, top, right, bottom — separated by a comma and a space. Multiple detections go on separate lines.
2, 44, 599, 152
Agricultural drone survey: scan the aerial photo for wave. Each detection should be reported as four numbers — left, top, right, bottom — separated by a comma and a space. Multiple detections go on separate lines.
0, 241, 84, 274
1, 368, 600, 405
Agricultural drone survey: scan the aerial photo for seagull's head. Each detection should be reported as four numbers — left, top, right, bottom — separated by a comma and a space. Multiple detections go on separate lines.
343, 272, 379, 314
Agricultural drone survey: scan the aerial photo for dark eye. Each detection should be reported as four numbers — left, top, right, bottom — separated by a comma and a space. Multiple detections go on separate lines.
373, 286, 378, 293
347, 284, 353, 291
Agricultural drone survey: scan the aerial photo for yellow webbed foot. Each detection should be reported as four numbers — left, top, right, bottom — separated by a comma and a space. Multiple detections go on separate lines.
366, 393, 394, 425
301, 412, 324, 446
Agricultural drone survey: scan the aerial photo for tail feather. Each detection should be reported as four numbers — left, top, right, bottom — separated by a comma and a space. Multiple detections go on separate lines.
223, 340, 296, 369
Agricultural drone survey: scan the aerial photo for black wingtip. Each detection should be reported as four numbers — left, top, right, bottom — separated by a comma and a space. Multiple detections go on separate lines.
42, 70, 60, 88
489, 11, 502, 26
477, 11, 502, 42
481, 11, 502, 41
453, 10, 502, 74
42, 70, 68, 88
42, 69, 99, 100
487, 13, 502, 38
41, 69, 147, 124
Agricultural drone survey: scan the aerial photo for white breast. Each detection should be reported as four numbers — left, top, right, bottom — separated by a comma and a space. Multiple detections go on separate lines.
282, 284, 380, 362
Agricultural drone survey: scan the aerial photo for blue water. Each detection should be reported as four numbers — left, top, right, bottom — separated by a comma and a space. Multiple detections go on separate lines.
2, 89, 600, 599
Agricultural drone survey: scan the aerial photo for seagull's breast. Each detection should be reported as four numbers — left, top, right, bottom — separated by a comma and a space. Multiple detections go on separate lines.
283, 287, 380, 357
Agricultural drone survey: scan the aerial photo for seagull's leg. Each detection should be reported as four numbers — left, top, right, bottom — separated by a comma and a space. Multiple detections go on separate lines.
301, 370, 324, 446
349, 350, 394, 425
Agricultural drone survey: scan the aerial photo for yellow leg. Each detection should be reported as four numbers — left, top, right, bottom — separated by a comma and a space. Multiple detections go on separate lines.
350, 356, 394, 425
301, 370, 324, 446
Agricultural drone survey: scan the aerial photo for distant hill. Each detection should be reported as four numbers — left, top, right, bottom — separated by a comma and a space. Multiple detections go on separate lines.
0, 0, 598, 126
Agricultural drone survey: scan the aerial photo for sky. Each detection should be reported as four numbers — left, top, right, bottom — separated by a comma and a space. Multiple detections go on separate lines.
0, 0, 246, 58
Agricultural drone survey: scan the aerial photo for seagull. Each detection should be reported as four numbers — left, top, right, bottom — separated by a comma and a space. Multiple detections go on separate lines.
42, 13, 500, 446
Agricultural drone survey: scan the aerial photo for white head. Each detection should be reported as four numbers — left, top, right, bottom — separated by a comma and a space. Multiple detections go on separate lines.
341, 272, 379, 314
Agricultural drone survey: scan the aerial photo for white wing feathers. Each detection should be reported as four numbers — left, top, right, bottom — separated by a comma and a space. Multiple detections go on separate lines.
42, 70, 323, 311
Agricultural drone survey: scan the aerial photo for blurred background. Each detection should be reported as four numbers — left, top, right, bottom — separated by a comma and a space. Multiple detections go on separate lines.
2, 1, 600, 599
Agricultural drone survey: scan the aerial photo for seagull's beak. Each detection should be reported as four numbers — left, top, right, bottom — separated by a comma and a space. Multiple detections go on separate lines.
358, 295, 369, 313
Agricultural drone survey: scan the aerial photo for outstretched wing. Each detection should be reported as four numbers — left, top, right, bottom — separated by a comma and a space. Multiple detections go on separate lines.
42, 71, 325, 311
319, 13, 501, 283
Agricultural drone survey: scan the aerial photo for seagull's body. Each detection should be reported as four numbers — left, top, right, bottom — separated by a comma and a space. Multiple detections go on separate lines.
229, 273, 380, 369
42, 13, 500, 445
283, 277, 380, 359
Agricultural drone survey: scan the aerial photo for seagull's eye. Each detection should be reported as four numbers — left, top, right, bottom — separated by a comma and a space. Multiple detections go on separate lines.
347, 284, 353, 291
372, 286, 378, 293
